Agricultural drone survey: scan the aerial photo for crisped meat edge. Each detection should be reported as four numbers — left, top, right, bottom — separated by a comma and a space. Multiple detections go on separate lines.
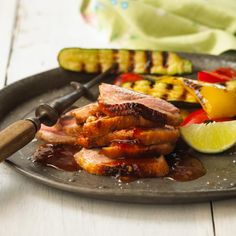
74, 148, 169, 177
82, 115, 162, 138
98, 83, 182, 126
77, 127, 179, 148
68, 103, 100, 124
101, 142, 175, 158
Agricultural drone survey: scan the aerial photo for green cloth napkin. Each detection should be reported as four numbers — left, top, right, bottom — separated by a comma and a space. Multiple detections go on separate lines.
80, 0, 236, 55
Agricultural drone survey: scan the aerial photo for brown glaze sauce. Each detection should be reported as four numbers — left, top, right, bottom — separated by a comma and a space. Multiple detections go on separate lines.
118, 176, 138, 183
33, 141, 206, 182
33, 144, 81, 171
166, 141, 206, 181
115, 141, 206, 182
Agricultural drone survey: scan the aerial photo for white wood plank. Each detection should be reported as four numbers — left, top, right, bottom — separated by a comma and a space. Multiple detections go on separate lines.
0, 165, 213, 236
0, 0, 18, 88
7, 0, 110, 84
2, 0, 215, 235
213, 200, 236, 236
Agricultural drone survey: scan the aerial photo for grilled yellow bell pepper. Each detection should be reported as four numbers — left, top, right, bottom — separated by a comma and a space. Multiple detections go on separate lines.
181, 78, 236, 119
200, 87, 236, 119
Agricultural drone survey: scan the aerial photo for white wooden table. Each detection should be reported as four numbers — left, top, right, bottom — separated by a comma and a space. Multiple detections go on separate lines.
0, 1, 236, 235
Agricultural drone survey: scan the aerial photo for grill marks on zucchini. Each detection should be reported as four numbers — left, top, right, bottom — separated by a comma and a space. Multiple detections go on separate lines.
122, 79, 198, 105
161, 52, 169, 68
145, 51, 153, 73
58, 48, 192, 75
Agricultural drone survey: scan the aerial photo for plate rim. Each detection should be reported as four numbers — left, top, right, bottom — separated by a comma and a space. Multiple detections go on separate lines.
1, 52, 236, 204
5, 159, 236, 204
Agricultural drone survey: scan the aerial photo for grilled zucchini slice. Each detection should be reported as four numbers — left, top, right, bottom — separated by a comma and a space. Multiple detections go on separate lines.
120, 76, 199, 108
58, 48, 192, 75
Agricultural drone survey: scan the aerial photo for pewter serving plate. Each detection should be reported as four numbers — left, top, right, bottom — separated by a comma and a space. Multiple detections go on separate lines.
1, 53, 236, 204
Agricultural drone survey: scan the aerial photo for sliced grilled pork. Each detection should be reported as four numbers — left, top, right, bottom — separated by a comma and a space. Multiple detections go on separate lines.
37, 124, 77, 144
77, 127, 179, 148
74, 148, 169, 177
68, 103, 101, 124
37, 116, 80, 144
77, 129, 134, 148
59, 116, 82, 136
132, 127, 179, 145
98, 83, 182, 126
82, 115, 160, 138
101, 141, 175, 159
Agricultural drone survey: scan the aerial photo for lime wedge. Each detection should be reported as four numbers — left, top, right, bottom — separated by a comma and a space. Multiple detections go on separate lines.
180, 120, 236, 153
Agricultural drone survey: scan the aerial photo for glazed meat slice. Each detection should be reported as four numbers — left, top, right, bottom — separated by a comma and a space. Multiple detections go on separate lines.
98, 83, 182, 126
62, 122, 82, 137
77, 129, 134, 148
37, 124, 77, 144
133, 127, 180, 145
69, 103, 100, 124
77, 127, 179, 148
37, 116, 80, 144
82, 115, 160, 138
101, 141, 175, 159
59, 116, 83, 136
74, 148, 169, 177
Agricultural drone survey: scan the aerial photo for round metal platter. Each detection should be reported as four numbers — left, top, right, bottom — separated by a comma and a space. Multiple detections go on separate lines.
1, 52, 236, 204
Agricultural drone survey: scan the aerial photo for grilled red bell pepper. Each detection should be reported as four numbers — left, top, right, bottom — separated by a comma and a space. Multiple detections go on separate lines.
181, 109, 232, 126
198, 71, 232, 83
114, 73, 142, 85
198, 67, 236, 83
214, 67, 236, 79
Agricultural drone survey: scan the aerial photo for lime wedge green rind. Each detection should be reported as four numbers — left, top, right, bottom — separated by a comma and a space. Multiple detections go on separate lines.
180, 121, 236, 153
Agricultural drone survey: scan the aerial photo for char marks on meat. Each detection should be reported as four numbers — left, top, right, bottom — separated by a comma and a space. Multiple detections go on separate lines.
75, 148, 169, 177
98, 83, 182, 126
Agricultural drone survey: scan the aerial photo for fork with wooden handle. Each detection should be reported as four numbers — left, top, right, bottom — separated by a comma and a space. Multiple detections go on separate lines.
0, 64, 118, 163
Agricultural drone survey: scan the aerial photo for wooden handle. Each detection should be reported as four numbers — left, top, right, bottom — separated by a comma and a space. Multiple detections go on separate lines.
0, 120, 37, 163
